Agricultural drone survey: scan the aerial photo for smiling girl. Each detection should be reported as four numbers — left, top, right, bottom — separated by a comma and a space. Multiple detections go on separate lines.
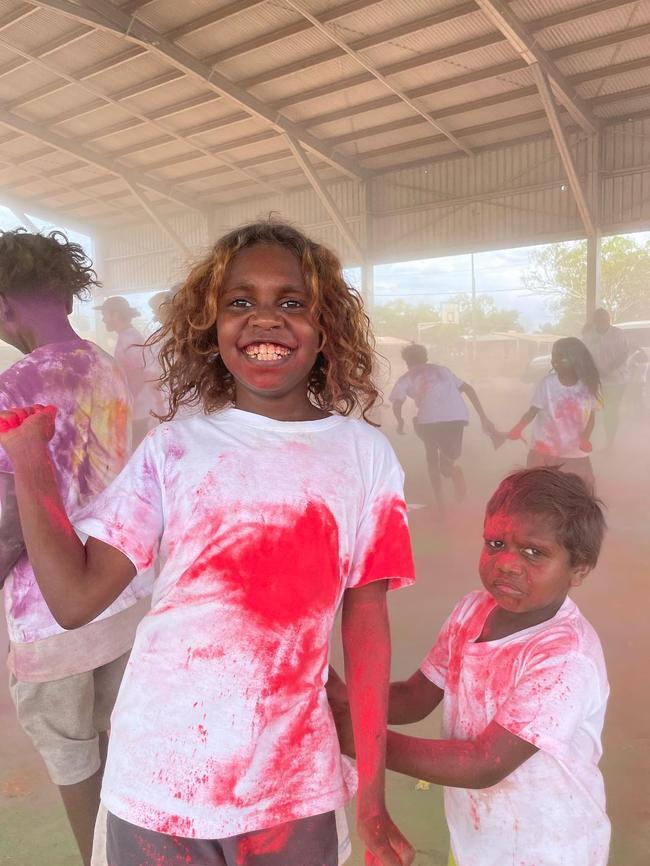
0, 221, 415, 866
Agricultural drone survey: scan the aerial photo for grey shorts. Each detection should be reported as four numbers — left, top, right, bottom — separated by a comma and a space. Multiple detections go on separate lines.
106, 809, 349, 866
9, 651, 130, 786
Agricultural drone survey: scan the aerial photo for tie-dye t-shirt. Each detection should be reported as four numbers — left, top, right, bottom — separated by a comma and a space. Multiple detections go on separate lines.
74, 408, 415, 839
421, 591, 610, 866
0, 340, 148, 643
531, 373, 599, 459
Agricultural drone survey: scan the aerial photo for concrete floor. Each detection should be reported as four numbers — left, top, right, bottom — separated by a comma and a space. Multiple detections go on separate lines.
1, 379, 648, 865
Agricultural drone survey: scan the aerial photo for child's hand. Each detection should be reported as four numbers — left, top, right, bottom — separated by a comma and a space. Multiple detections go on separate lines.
579, 438, 593, 453
507, 424, 526, 443
357, 809, 415, 866
0, 406, 57, 459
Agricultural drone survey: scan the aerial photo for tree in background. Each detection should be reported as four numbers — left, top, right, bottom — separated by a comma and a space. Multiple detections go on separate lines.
523, 235, 650, 334
372, 295, 521, 342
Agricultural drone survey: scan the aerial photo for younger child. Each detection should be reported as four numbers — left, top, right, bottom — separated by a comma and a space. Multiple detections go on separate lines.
507, 337, 601, 486
328, 467, 610, 866
389, 343, 495, 519
0, 221, 415, 866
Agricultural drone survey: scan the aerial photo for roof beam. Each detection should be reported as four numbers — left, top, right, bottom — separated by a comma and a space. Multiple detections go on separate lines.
530, 63, 596, 236
475, 0, 599, 135
0, 38, 282, 195
28, 0, 368, 180
284, 134, 366, 264
123, 180, 192, 258
282, 0, 473, 157
0, 106, 204, 213
0, 191, 101, 234
165, 0, 267, 42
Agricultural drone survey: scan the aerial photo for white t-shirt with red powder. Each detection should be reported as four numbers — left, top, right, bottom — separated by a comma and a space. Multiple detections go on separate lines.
74, 408, 415, 839
421, 591, 610, 866
389, 364, 468, 424
531, 373, 599, 459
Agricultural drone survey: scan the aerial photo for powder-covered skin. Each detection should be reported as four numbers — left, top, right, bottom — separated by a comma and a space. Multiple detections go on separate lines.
74, 409, 415, 840
530, 373, 598, 458
0, 340, 145, 642
421, 591, 610, 866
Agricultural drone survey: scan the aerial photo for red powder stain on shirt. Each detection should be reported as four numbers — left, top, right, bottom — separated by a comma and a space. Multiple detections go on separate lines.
197, 724, 207, 743
355, 495, 413, 586
235, 822, 294, 864
176, 501, 341, 629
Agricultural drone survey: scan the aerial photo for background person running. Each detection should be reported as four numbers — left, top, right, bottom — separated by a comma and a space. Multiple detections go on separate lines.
96, 295, 164, 446
0, 221, 415, 866
0, 229, 149, 866
328, 467, 610, 866
389, 343, 495, 520
505, 337, 601, 488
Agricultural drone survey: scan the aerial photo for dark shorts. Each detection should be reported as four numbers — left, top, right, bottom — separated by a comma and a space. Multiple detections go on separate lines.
106, 809, 343, 866
414, 421, 465, 462
527, 449, 594, 488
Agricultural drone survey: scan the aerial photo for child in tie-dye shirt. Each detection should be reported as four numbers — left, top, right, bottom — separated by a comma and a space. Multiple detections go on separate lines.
0, 230, 150, 866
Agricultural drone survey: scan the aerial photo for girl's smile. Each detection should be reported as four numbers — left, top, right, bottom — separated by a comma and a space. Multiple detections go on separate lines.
217, 243, 326, 420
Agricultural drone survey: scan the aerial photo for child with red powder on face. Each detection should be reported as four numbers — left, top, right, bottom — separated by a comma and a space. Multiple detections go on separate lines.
505, 337, 601, 487
0, 221, 415, 866
328, 467, 610, 866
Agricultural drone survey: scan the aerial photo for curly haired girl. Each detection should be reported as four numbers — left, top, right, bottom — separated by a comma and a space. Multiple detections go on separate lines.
0, 220, 415, 866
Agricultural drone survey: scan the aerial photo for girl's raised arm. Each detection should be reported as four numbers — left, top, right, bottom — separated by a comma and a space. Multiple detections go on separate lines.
0, 406, 136, 628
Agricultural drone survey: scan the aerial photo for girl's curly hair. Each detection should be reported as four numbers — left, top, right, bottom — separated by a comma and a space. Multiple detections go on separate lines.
0, 229, 99, 300
151, 219, 380, 422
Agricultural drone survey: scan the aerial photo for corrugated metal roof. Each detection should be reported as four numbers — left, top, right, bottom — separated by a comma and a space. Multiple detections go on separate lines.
0, 0, 647, 233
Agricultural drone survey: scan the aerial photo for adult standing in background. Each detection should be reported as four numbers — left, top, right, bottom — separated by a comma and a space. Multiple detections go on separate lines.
96, 296, 164, 447
148, 290, 173, 329
582, 308, 628, 447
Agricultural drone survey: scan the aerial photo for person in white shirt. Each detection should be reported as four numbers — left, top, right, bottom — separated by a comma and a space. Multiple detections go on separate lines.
96, 295, 165, 446
328, 467, 610, 866
506, 337, 601, 488
0, 221, 415, 866
582, 308, 628, 447
389, 343, 495, 520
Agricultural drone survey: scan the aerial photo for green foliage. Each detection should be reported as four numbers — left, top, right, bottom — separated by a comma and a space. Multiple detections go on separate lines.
372, 295, 522, 342
522, 235, 650, 334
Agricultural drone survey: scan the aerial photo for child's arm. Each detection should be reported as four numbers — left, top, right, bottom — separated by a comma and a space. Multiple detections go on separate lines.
579, 410, 595, 452
508, 406, 538, 439
385, 720, 538, 788
342, 580, 414, 866
328, 666, 443, 727
458, 383, 494, 431
0, 472, 25, 582
0, 407, 137, 627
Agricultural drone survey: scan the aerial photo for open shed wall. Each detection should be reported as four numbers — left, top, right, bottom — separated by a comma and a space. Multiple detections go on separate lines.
98, 117, 650, 295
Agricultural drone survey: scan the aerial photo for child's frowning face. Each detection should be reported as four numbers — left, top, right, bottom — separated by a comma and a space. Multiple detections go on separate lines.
479, 509, 589, 617
216, 243, 323, 415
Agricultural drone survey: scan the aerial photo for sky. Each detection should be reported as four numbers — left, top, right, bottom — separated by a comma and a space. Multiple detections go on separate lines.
2, 202, 648, 335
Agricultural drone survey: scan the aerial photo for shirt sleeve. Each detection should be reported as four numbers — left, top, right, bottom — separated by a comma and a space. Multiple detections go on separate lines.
346, 436, 415, 592
494, 647, 604, 759
419, 610, 456, 690
73, 430, 164, 573
531, 376, 548, 410
0, 376, 18, 474
388, 373, 410, 404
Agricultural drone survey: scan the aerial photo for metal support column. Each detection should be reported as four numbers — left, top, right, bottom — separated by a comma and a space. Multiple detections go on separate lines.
586, 233, 602, 319
586, 134, 602, 318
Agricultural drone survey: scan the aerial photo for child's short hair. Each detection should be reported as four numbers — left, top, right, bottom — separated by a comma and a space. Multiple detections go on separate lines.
401, 343, 428, 365
154, 219, 379, 421
485, 467, 606, 568
0, 229, 99, 302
